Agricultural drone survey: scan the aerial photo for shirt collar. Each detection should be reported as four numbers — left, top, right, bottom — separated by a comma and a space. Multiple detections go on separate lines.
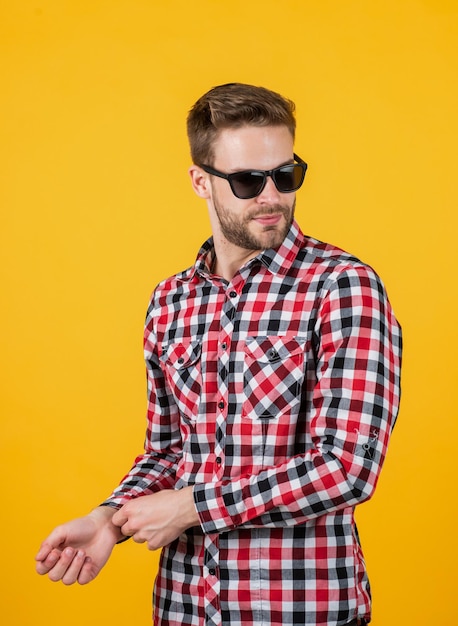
257, 219, 305, 275
180, 219, 306, 283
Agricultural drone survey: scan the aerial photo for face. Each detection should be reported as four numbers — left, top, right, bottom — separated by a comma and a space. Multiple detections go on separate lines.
199, 125, 297, 254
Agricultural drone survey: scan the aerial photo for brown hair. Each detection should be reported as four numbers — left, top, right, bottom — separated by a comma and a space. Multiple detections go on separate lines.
187, 83, 296, 165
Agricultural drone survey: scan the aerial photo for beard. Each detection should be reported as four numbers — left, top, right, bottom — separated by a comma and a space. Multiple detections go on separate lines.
213, 196, 295, 252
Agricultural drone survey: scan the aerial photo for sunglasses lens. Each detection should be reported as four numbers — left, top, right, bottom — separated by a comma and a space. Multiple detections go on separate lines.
230, 171, 265, 199
274, 165, 305, 192
226, 161, 307, 198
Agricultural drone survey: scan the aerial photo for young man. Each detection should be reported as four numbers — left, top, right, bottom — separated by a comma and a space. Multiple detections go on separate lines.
36, 83, 402, 626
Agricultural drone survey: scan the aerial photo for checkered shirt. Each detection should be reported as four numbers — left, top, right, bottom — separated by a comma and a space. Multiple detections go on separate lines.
104, 220, 402, 626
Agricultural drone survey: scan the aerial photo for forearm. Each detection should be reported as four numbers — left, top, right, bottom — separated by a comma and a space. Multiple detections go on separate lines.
194, 381, 399, 534
103, 316, 184, 507
101, 450, 179, 508
193, 446, 382, 534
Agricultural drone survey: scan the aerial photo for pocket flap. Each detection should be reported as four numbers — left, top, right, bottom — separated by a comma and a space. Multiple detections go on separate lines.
160, 341, 202, 369
245, 336, 306, 363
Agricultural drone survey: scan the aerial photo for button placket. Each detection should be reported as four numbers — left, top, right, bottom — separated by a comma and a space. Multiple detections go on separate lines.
204, 534, 221, 625
203, 279, 243, 625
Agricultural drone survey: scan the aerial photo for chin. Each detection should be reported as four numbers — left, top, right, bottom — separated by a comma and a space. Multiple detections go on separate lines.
257, 230, 286, 250
255, 221, 290, 249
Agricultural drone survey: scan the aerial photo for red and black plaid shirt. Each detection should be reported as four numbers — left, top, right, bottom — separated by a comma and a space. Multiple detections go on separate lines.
104, 220, 402, 626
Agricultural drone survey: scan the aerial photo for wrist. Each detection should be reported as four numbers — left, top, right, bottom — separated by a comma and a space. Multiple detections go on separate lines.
88, 505, 124, 543
182, 486, 200, 530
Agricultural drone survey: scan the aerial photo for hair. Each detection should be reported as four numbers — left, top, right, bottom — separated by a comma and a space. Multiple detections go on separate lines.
187, 83, 296, 165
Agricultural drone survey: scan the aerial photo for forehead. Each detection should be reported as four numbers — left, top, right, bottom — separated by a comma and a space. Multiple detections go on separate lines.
212, 125, 294, 171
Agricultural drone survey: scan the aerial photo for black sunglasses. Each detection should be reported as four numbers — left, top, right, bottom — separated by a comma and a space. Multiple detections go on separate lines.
199, 154, 308, 199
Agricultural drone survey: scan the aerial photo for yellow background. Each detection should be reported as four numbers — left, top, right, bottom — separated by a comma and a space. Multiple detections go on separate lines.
1, 1, 457, 624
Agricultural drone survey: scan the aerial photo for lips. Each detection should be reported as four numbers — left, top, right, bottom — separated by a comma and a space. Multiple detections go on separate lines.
252, 214, 283, 226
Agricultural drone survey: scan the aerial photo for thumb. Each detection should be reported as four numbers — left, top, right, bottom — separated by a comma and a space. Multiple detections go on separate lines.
35, 527, 67, 560
35, 542, 54, 562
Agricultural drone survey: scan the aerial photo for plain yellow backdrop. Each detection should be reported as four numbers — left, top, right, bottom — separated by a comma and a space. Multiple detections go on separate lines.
1, 1, 457, 624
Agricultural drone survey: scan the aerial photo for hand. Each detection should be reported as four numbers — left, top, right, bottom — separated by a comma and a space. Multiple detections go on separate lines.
111, 487, 199, 551
35, 506, 123, 585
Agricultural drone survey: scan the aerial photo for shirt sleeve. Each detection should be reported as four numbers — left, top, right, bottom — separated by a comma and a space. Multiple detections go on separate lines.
101, 291, 183, 509
193, 264, 402, 533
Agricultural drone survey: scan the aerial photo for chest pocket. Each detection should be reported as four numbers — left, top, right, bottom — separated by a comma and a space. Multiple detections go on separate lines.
242, 335, 306, 421
160, 340, 202, 421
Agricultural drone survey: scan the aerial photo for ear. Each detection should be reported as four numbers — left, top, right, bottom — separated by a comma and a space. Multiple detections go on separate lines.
189, 165, 212, 199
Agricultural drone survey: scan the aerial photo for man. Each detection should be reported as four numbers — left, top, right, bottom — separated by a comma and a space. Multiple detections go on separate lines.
36, 83, 402, 626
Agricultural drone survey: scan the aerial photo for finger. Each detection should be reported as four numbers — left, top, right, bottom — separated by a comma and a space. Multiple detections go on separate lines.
132, 532, 146, 544
121, 522, 135, 538
77, 557, 96, 585
111, 509, 128, 528
35, 541, 54, 563
47, 547, 78, 582
36, 548, 62, 575
61, 550, 87, 586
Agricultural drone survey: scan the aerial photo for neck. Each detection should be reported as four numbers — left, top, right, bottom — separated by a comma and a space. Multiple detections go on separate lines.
212, 238, 261, 282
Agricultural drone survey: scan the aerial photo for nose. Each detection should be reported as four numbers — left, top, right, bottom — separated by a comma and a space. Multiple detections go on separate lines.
256, 175, 283, 204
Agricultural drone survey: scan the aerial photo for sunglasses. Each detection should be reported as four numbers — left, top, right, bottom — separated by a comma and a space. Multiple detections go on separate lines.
199, 153, 308, 199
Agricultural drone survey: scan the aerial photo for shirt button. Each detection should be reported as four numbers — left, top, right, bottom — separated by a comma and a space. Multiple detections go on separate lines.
215, 456, 222, 464
221, 342, 227, 350
229, 290, 237, 298
218, 401, 225, 410
209, 568, 216, 576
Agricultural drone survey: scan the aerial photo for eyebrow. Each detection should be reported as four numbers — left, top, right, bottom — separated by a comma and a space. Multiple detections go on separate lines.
225, 157, 296, 175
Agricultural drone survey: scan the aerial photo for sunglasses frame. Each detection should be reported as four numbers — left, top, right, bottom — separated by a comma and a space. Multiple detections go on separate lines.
199, 153, 308, 199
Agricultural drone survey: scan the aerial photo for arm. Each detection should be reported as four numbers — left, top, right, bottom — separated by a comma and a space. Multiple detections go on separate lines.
36, 291, 186, 581
193, 264, 402, 533
100, 295, 183, 508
